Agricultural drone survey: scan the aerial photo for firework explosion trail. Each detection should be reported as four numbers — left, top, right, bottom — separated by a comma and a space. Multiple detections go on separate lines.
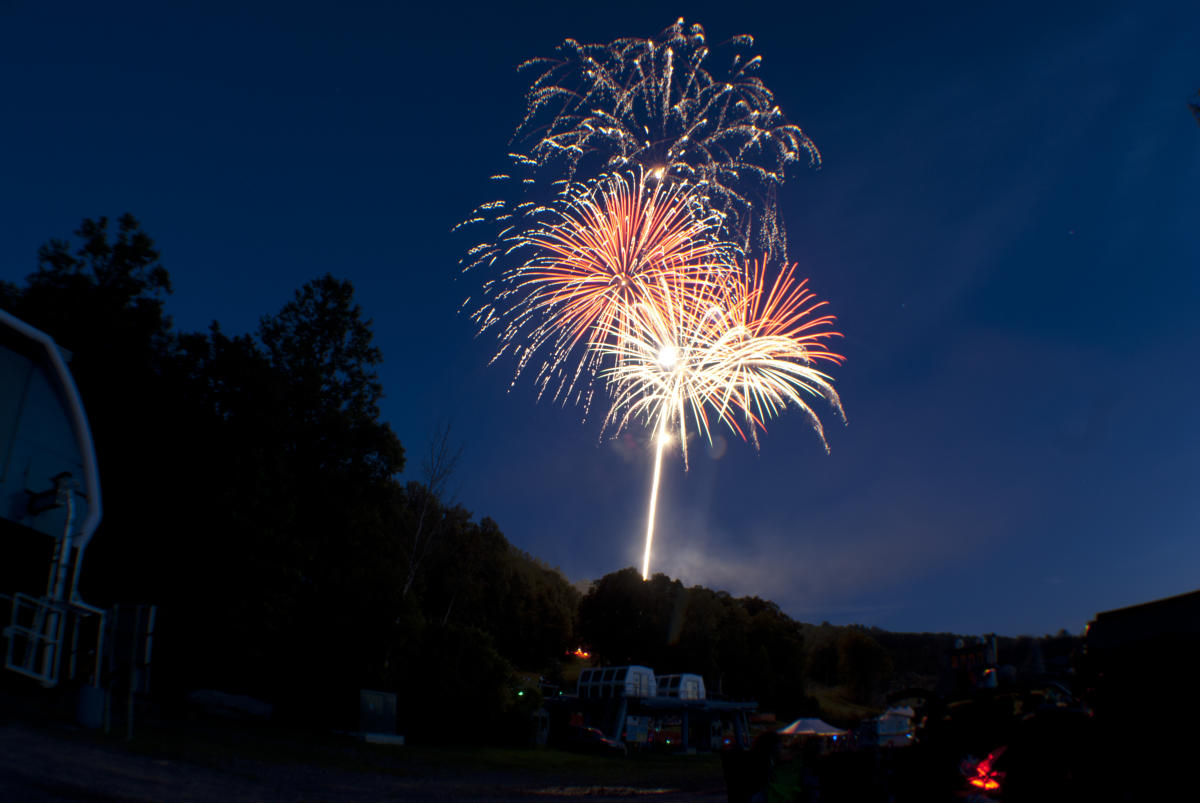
461, 19, 843, 580
602, 261, 844, 457
600, 261, 845, 577
515, 18, 820, 260
464, 169, 740, 408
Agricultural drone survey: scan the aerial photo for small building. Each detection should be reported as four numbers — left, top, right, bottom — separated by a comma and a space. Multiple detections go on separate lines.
656, 673, 705, 700
577, 665, 656, 699
1, 309, 106, 689
548, 664, 754, 752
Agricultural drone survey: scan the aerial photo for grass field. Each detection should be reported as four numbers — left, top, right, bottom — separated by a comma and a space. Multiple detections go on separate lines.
1, 710, 729, 801
120, 716, 729, 794
1, 685, 729, 800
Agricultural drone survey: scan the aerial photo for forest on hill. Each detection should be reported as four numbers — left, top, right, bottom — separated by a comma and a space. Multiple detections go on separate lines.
1, 217, 1081, 739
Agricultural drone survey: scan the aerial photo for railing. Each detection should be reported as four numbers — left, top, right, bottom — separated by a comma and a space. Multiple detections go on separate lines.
3, 591, 105, 687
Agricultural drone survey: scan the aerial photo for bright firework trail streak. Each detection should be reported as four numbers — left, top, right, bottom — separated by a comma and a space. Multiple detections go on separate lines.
641, 344, 678, 579
641, 423, 668, 580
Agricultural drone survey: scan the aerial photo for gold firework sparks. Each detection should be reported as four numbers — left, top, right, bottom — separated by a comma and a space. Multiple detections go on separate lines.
460, 21, 844, 580
467, 169, 741, 408
516, 18, 819, 260
600, 260, 844, 578
602, 259, 844, 466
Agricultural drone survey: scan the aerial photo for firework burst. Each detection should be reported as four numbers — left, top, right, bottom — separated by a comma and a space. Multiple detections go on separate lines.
515, 18, 819, 260
466, 169, 741, 408
600, 260, 844, 577
460, 20, 845, 581
603, 260, 844, 457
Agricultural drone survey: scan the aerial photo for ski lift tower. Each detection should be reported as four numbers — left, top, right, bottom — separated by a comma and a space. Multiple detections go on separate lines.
0, 307, 105, 688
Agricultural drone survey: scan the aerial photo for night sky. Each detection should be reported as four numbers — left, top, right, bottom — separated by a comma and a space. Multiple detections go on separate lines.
3, 0, 1198, 636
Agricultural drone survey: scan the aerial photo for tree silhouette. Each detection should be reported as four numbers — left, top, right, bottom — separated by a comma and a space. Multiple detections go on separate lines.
401, 423, 461, 598
8, 218, 947, 734
258, 273, 404, 481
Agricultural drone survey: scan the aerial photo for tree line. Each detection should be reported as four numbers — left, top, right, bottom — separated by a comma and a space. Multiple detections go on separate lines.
1, 216, 1077, 739
1, 215, 579, 735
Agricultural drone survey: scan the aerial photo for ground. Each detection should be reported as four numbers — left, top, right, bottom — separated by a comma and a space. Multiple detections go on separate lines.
0, 704, 729, 802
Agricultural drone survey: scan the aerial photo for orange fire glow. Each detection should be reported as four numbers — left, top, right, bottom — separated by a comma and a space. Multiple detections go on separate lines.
967, 747, 1006, 792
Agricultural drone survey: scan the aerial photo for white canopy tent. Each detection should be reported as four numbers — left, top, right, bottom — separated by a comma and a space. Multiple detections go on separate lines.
777, 717, 847, 736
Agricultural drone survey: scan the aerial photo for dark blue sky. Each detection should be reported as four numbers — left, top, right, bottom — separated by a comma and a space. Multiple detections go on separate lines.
3, 0, 1198, 635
